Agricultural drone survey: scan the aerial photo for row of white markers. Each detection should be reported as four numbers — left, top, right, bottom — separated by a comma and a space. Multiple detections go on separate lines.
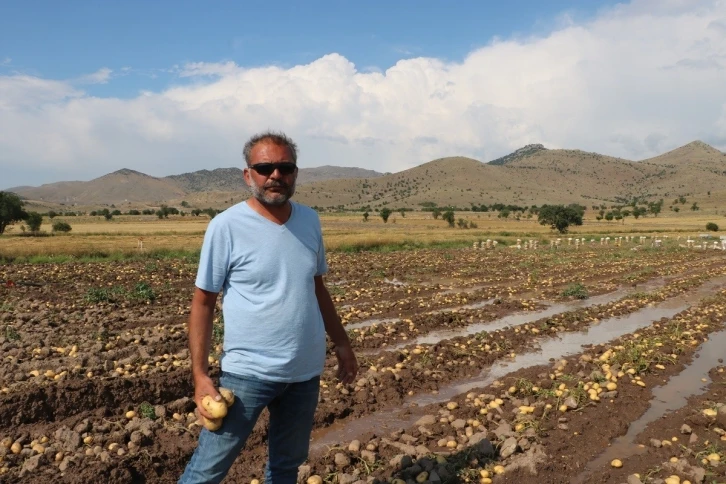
471, 235, 726, 250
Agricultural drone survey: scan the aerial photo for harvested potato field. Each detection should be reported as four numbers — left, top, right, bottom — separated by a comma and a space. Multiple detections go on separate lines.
1, 242, 726, 484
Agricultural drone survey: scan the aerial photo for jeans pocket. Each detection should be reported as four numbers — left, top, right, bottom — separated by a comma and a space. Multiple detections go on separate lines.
219, 371, 238, 390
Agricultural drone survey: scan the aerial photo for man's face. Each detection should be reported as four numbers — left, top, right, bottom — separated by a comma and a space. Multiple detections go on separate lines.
244, 142, 297, 206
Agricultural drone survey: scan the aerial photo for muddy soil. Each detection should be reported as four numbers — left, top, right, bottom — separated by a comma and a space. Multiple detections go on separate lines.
1, 245, 725, 483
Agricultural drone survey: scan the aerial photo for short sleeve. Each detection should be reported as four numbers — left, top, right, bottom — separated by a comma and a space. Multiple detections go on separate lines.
195, 218, 231, 293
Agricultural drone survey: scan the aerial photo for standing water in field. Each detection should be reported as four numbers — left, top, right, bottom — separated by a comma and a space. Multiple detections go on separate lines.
310, 276, 726, 452
347, 277, 668, 334
391, 277, 670, 350
571, 324, 726, 484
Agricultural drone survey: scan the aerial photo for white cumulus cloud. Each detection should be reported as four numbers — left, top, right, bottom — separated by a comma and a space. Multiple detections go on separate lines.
76, 67, 113, 85
2, 0, 726, 189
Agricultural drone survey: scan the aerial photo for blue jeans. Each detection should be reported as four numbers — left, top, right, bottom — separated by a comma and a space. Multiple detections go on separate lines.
179, 372, 320, 484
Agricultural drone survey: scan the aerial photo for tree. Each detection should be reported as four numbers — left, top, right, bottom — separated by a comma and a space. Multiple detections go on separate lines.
362, 211, 369, 222
706, 222, 719, 232
648, 199, 663, 217
47, 210, 57, 219
442, 210, 455, 227
537, 204, 583, 234
26, 212, 43, 233
0, 191, 28, 234
398, 208, 406, 218
691, 202, 699, 211
432, 208, 441, 219
380, 208, 392, 223
203, 208, 220, 219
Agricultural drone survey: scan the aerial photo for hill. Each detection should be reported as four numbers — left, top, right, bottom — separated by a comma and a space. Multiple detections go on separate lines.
291, 142, 726, 209
10, 169, 186, 205
7, 141, 726, 210
165, 168, 246, 193
636, 140, 726, 199
9, 165, 385, 206
488, 144, 547, 166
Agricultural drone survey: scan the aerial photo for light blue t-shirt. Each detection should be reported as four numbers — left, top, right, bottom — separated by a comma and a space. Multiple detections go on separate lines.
195, 200, 328, 382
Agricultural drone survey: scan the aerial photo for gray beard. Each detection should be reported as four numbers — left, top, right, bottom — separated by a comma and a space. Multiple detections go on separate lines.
249, 178, 296, 206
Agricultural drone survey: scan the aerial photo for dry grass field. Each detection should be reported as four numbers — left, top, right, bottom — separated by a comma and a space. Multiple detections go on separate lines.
0, 209, 724, 261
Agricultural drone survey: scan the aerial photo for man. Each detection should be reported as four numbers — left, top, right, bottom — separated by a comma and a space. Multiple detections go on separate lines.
180, 131, 358, 484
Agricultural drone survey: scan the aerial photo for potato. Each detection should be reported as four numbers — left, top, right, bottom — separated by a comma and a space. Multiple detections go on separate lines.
201, 416, 222, 432
219, 388, 235, 407
202, 395, 228, 419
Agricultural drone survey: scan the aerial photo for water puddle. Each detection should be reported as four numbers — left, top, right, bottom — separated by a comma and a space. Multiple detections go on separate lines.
345, 277, 667, 334
310, 276, 726, 453
572, 324, 726, 484
439, 284, 491, 296
412, 304, 691, 407
383, 278, 408, 287
426, 298, 500, 315
391, 278, 669, 350
345, 317, 400, 331
346, 298, 499, 332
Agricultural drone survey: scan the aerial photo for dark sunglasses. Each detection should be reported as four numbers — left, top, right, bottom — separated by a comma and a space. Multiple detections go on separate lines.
248, 162, 298, 176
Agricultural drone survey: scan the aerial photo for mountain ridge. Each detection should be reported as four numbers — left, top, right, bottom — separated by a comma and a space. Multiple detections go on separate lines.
7, 140, 726, 209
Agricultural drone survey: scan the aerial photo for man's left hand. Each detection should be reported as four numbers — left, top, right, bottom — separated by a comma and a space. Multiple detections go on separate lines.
335, 343, 358, 385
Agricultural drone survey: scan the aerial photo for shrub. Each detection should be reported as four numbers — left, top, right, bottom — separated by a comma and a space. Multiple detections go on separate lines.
442, 210, 455, 227
52, 221, 72, 233
85, 287, 111, 303
561, 283, 589, 300
706, 222, 719, 232
130, 282, 156, 302
26, 212, 43, 232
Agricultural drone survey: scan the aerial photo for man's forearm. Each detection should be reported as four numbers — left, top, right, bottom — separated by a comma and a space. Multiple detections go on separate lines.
188, 299, 216, 380
316, 281, 351, 348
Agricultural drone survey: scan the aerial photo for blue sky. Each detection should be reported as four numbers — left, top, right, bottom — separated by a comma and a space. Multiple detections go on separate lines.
2, 0, 725, 189
1, 1, 616, 98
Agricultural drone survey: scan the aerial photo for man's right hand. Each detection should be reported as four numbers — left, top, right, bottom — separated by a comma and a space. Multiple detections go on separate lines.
194, 374, 222, 420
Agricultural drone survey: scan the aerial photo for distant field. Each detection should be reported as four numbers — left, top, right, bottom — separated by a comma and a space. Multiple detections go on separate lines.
0, 210, 724, 260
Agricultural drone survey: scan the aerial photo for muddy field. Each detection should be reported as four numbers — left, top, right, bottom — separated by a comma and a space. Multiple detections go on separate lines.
1, 243, 726, 484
